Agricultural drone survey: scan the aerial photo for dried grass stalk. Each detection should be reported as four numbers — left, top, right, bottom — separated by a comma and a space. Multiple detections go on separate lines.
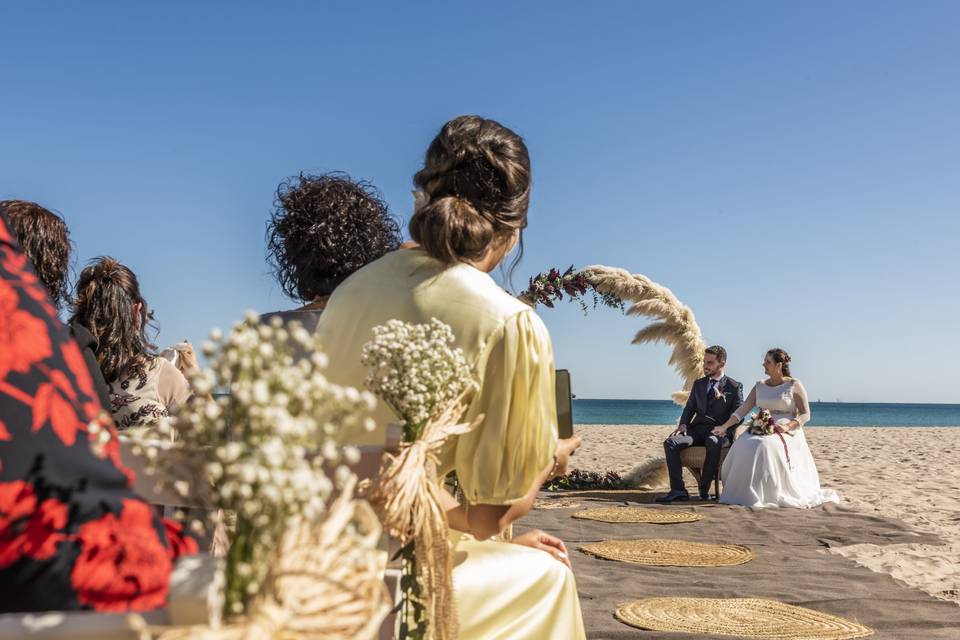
583, 266, 706, 406
360, 399, 482, 640
130, 476, 391, 640
621, 457, 670, 490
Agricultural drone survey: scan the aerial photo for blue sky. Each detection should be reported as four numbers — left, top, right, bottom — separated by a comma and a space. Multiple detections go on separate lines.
2, 2, 957, 403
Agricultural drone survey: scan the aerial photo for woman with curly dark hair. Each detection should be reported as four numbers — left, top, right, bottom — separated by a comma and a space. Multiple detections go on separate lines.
261, 172, 402, 331
1, 200, 111, 408
70, 257, 196, 431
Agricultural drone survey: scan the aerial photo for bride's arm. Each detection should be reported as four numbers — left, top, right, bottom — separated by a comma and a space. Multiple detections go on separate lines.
787, 380, 811, 429
719, 384, 756, 430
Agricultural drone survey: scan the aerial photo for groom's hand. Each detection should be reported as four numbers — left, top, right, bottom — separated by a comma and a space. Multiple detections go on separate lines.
672, 424, 687, 437
711, 426, 726, 437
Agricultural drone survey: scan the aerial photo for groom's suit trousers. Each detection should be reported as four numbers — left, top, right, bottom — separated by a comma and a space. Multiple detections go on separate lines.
663, 425, 730, 494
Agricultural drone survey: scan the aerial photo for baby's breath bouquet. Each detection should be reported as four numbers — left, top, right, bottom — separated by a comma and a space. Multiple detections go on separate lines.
360, 318, 479, 640
145, 312, 378, 621
361, 318, 475, 440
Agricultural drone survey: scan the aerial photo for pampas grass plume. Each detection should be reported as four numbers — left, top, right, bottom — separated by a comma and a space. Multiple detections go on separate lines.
621, 457, 670, 490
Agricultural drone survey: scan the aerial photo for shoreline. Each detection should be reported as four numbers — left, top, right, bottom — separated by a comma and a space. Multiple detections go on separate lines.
571, 424, 960, 605
574, 423, 960, 427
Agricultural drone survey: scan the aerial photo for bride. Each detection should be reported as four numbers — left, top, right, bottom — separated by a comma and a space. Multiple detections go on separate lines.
716, 348, 839, 508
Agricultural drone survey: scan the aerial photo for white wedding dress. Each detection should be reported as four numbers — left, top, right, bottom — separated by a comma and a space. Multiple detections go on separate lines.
720, 379, 839, 508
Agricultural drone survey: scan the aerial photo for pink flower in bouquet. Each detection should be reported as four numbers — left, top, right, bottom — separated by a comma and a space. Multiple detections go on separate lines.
748, 409, 776, 436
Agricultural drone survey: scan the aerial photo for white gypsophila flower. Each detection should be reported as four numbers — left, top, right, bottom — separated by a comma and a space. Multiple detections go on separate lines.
343, 446, 361, 465
146, 312, 374, 617
361, 318, 477, 436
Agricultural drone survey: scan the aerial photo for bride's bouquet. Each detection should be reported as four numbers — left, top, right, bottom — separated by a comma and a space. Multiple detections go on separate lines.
747, 409, 777, 436
747, 409, 796, 437
746, 408, 795, 467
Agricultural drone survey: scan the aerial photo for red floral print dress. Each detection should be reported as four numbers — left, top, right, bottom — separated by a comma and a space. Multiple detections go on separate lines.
0, 211, 198, 613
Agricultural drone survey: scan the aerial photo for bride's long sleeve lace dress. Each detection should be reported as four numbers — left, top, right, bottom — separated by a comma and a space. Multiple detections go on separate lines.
720, 379, 840, 508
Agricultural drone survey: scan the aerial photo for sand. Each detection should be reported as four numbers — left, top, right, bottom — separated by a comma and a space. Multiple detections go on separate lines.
572, 424, 960, 606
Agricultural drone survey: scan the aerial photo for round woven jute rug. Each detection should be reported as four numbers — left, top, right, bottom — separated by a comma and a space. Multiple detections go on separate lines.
572, 506, 703, 524
533, 497, 583, 510
615, 597, 874, 639
580, 538, 754, 566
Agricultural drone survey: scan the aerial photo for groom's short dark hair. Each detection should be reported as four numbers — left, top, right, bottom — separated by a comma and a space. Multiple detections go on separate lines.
705, 345, 727, 363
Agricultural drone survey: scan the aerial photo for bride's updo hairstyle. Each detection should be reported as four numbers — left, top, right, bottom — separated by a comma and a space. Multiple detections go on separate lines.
410, 115, 531, 275
767, 348, 792, 377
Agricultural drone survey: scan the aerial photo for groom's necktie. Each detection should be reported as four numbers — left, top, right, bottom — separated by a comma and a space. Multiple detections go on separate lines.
707, 379, 717, 398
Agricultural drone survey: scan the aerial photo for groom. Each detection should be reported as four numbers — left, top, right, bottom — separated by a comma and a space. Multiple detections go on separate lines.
657, 345, 744, 502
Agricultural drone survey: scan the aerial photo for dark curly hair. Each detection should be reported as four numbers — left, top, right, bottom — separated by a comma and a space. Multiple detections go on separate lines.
70, 257, 158, 384
1, 200, 72, 309
266, 173, 402, 302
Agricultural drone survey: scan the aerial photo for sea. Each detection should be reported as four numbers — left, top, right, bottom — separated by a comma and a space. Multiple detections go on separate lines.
573, 399, 960, 427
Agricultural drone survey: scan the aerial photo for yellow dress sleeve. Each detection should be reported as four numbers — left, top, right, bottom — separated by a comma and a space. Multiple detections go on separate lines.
453, 309, 559, 506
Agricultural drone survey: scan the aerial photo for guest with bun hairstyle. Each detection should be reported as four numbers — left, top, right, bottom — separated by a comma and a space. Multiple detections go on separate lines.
318, 115, 586, 639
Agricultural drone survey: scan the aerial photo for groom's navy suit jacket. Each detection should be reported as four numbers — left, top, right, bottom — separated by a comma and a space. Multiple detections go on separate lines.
679, 375, 745, 439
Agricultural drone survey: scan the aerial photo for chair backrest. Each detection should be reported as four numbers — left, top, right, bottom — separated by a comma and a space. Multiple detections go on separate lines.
118, 436, 204, 508
340, 423, 402, 640
0, 610, 168, 640
346, 423, 402, 482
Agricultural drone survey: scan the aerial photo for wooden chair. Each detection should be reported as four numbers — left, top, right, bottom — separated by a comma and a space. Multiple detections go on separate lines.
0, 611, 167, 640
119, 436, 203, 509
345, 425, 402, 640
124, 428, 405, 639
679, 425, 745, 498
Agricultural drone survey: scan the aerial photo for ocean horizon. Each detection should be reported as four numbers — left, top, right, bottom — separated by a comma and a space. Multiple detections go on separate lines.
573, 399, 960, 427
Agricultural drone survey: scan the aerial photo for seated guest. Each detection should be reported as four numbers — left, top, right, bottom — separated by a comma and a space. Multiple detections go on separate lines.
1, 199, 111, 409
317, 115, 586, 638
0, 210, 197, 613
261, 172, 402, 330
69, 257, 196, 431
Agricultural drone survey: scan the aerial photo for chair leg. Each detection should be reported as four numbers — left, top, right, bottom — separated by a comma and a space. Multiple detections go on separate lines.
713, 466, 721, 500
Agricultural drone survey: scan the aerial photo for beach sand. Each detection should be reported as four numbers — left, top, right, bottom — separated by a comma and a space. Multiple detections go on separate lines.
572, 424, 960, 606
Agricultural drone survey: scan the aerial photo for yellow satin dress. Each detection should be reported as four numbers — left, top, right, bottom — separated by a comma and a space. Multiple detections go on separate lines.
316, 249, 586, 640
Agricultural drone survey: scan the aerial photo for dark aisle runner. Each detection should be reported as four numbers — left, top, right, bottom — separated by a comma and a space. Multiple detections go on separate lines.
521, 491, 960, 640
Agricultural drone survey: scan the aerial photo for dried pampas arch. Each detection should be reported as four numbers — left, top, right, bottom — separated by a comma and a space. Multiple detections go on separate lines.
581, 266, 706, 406
522, 265, 706, 490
